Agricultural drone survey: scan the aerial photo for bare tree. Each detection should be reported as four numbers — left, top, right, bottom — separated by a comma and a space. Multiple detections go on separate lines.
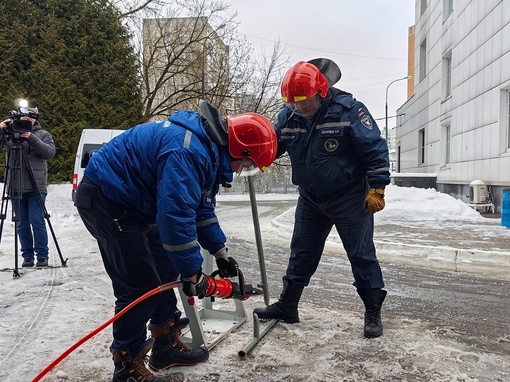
237, 39, 289, 119
116, 0, 290, 121
118, 0, 246, 119
113, 0, 170, 18
113, 0, 294, 192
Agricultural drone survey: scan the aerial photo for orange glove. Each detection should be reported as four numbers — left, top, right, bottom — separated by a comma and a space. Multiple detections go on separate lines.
363, 188, 385, 214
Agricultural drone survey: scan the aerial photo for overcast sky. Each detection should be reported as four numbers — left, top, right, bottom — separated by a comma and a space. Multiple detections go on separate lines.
225, 0, 415, 127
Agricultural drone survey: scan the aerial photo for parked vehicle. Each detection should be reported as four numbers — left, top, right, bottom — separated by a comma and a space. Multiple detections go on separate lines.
72, 129, 124, 201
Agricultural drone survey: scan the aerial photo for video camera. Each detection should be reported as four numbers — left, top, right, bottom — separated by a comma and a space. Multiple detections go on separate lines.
6, 109, 33, 134
2, 99, 37, 140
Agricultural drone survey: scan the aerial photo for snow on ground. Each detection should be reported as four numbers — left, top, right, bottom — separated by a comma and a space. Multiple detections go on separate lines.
0, 183, 509, 382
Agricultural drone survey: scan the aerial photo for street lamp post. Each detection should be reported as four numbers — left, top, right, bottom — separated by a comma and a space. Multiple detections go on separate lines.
385, 76, 411, 144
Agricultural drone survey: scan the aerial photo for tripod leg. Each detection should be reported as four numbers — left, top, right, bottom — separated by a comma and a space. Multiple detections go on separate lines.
0, 160, 10, 243
12, 219, 21, 278
3, 145, 23, 277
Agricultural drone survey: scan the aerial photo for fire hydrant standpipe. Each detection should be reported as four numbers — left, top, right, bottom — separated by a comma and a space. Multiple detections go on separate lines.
31, 281, 182, 382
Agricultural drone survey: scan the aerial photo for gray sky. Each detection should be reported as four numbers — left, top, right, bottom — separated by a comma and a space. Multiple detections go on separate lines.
225, 0, 415, 127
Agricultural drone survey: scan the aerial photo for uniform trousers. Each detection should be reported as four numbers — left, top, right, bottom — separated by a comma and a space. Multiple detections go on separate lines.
75, 177, 179, 357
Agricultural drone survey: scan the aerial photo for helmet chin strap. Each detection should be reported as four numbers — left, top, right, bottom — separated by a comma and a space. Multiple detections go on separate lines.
199, 100, 228, 146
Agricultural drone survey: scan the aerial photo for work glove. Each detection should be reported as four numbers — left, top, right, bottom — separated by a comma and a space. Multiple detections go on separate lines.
213, 247, 239, 278
181, 270, 208, 299
363, 188, 385, 214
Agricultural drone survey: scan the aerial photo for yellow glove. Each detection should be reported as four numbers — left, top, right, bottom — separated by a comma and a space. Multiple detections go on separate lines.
363, 188, 385, 214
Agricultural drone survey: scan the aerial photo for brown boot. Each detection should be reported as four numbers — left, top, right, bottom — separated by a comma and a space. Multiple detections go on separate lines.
112, 339, 160, 382
148, 320, 209, 371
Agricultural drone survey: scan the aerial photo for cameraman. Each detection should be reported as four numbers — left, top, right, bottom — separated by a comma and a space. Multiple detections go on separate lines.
0, 105, 56, 267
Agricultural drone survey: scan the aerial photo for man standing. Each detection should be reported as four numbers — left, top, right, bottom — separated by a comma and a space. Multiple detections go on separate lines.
75, 102, 277, 382
0, 103, 56, 268
254, 59, 391, 338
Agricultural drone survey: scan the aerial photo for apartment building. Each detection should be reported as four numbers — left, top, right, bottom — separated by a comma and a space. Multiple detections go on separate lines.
395, 0, 510, 211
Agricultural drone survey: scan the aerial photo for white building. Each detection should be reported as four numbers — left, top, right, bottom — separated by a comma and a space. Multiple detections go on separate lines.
395, 0, 510, 211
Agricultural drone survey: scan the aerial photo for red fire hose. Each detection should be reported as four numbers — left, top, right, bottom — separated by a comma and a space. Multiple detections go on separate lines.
32, 271, 261, 381
31, 281, 181, 382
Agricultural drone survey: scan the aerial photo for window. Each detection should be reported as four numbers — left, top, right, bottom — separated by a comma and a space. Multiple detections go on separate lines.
499, 89, 510, 152
421, 0, 427, 15
397, 146, 401, 173
419, 128, 426, 165
443, 0, 453, 19
443, 51, 452, 98
443, 123, 451, 165
80, 144, 105, 169
420, 39, 427, 81
508, 90, 510, 150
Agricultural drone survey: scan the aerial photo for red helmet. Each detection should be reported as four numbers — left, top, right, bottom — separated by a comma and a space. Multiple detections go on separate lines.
281, 61, 329, 103
227, 113, 277, 173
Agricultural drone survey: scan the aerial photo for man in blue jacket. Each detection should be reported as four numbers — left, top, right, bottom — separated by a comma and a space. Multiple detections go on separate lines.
254, 59, 391, 339
75, 102, 277, 382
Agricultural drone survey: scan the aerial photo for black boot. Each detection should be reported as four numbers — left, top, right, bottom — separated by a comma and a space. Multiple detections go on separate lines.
357, 288, 387, 338
253, 281, 303, 323
112, 339, 161, 382
148, 318, 209, 371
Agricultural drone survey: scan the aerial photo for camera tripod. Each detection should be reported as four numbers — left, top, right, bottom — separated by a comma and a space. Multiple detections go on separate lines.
0, 133, 67, 278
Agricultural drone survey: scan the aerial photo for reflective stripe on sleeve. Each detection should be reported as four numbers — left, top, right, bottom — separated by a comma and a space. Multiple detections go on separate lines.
197, 217, 218, 227
163, 239, 198, 252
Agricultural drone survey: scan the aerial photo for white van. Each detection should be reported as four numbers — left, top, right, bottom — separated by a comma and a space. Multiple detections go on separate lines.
72, 129, 125, 201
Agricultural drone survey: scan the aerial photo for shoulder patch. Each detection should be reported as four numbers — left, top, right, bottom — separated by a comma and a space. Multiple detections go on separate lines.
360, 115, 373, 130
357, 108, 366, 117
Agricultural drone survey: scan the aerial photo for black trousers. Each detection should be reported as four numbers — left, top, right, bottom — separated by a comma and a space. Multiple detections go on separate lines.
285, 183, 384, 290
75, 177, 179, 357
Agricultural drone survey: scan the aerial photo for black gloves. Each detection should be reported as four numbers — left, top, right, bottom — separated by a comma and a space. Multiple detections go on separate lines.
213, 247, 238, 278
181, 270, 208, 299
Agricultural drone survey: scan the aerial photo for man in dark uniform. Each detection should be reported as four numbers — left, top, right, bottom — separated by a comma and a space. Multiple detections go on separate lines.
254, 59, 391, 338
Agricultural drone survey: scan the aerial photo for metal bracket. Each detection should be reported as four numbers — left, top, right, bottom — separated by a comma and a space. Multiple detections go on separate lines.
178, 251, 247, 350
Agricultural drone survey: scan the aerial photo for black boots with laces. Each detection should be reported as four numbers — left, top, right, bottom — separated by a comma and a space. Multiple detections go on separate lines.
357, 288, 387, 338
253, 281, 303, 324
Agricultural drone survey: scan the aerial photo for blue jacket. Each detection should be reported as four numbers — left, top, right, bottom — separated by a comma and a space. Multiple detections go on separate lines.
275, 88, 390, 197
84, 110, 233, 278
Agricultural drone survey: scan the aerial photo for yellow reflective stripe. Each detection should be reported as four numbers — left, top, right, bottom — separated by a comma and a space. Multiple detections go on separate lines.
282, 96, 308, 103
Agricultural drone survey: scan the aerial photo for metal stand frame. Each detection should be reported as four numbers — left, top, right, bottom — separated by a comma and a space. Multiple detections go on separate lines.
178, 252, 248, 350
178, 176, 278, 355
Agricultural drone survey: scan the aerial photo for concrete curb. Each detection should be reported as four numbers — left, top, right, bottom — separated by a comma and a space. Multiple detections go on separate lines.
374, 240, 510, 276
271, 213, 510, 274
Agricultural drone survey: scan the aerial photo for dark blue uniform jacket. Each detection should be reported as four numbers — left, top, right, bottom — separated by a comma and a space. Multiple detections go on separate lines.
84, 110, 232, 278
275, 88, 390, 197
